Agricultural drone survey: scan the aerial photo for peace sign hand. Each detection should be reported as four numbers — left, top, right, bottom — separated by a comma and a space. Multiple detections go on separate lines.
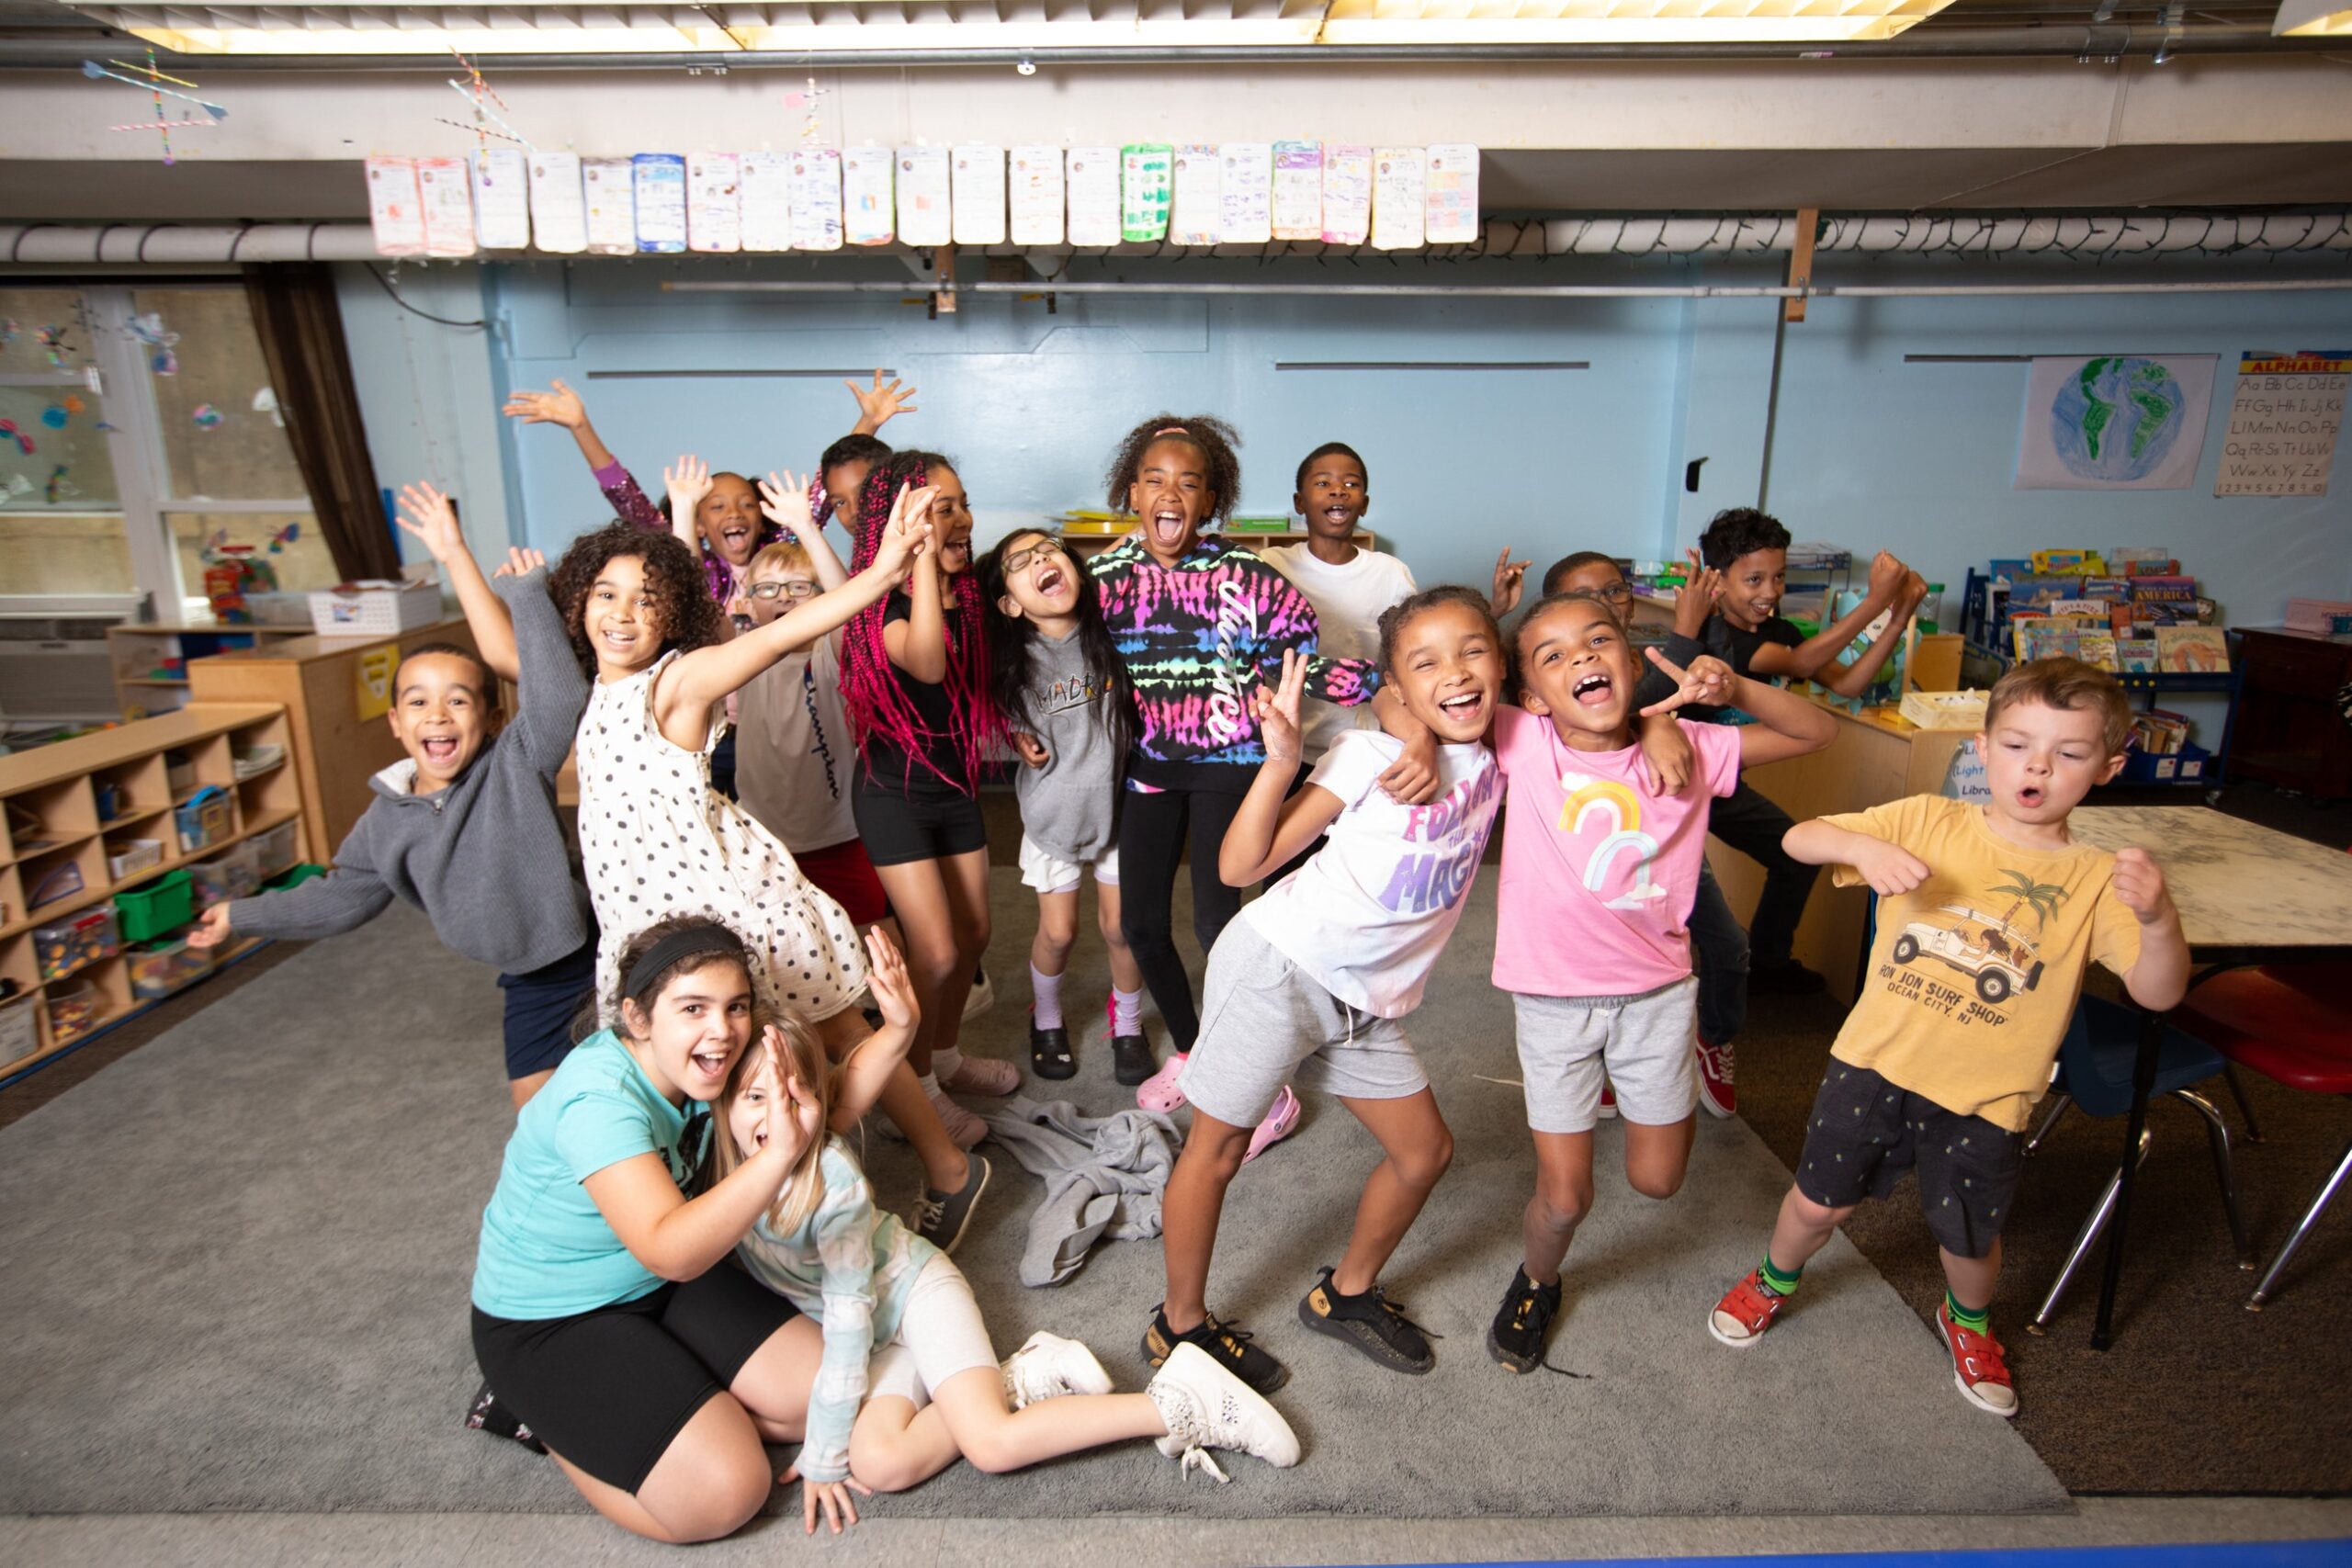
1489, 547, 1532, 617
1252, 649, 1308, 764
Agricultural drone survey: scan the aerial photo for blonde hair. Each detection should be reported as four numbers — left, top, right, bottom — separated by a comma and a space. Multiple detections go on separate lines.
748, 539, 813, 579
710, 1011, 833, 1235
1984, 657, 2134, 756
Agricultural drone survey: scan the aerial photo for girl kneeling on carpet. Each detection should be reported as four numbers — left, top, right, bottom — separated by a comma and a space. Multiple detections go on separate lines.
469, 918, 913, 1544
716, 998, 1298, 1533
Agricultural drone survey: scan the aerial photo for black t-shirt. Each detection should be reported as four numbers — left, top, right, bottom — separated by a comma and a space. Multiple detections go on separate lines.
862, 592, 967, 790
1683, 614, 1802, 723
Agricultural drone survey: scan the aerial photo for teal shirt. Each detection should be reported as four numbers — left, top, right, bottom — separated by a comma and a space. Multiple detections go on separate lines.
471, 1031, 706, 1320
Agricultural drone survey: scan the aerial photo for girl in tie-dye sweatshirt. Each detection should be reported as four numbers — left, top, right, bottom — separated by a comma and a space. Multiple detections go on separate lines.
1089, 416, 1428, 1122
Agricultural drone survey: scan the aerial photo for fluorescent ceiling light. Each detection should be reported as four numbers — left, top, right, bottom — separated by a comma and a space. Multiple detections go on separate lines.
1319, 0, 1958, 44
2272, 0, 2352, 34
124, 24, 732, 54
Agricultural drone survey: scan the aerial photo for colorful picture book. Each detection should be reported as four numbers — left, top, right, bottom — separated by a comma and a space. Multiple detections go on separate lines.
2131, 709, 2191, 755
2116, 638, 2159, 672
2154, 626, 2230, 673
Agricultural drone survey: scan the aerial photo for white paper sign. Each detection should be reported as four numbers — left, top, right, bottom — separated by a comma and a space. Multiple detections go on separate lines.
1170, 144, 1220, 246
1121, 144, 1173, 243
1424, 143, 1480, 245
1321, 145, 1372, 245
896, 146, 952, 247
686, 152, 741, 253
842, 146, 894, 245
1272, 141, 1322, 242
526, 152, 587, 254
582, 157, 637, 254
952, 145, 1007, 245
1067, 147, 1121, 247
414, 157, 478, 257
790, 148, 843, 251
2215, 350, 2346, 498
740, 152, 793, 252
632, 153, 687, 253
470, 148, 529, 250
364, 156, 424, 257
2015, 355, 2217, 491
1370, 147, 1425, 251
1218, 143, 1272, 245
1009, 146, 1065, 245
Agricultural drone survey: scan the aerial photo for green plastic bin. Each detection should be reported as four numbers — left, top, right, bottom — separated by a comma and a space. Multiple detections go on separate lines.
116, 869, 194, 942
263, 863, 327, 893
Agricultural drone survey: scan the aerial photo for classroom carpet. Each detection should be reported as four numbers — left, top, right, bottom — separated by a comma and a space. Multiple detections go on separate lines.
0, 875, 2065, 1521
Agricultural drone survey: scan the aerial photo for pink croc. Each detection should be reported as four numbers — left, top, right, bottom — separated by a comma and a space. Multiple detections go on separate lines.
1137, 1051, 1190, 1113
1243, 1086, 1303, 1164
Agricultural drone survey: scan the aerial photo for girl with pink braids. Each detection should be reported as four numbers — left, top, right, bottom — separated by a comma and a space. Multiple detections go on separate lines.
842, 450, 1019, 1160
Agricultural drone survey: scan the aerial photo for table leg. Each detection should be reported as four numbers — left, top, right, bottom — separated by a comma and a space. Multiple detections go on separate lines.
2092, 1004, 2166, 1350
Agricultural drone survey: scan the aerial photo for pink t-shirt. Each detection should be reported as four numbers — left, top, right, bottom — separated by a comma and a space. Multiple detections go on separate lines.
1490, 708, 1743, 998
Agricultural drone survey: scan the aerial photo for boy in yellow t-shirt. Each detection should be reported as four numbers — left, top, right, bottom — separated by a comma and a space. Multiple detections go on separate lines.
1703, 658, 2189, 1417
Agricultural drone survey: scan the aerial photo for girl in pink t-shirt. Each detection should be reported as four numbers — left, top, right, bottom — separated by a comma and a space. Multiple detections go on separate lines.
1483, 591, 1834, 1376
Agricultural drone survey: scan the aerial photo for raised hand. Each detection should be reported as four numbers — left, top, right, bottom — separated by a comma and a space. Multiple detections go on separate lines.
758, 468, 814, 543
2110, 846, 2176, 926
187, 903, 232, 950
863, 926, 922, 1033
501, 378, 587, 429
1867, 549, 1907, 601
846, 368, 918, 432
1674, 547, 1724, 637
872, 482, 939, 580
664, 454, 713, 525
493, 546, 547, 579
1489, 547, 1532, 617
1251, 649, 1308, 764
392, 480, 466, 564
1012, 731, 1051, 768
1639, 647, 1736, 715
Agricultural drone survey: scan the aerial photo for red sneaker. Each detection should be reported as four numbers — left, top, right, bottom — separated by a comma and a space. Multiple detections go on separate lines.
1598, 1081, 1619, 1121
1708, 1269, 1788, 1348
1695, 1037, 1736, 1119
1938, 1304, 2018, 1416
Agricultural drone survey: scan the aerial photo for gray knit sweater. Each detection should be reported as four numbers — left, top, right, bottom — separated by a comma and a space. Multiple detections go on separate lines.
226, 568, 593, 976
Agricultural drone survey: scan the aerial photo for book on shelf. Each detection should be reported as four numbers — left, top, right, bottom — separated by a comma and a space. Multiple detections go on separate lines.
2131, 708, 2191, 755
2153, 626, 2230, 674
2116, 638, 2159, 673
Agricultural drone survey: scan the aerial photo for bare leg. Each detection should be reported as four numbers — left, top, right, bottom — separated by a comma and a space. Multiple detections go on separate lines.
820, 1007, 968, 1194
1767, 1186, 1856, 1279
730, 1314, 824, 1444
871, 857, 961, 1078
852, 1369, 1165, 1491
1940, 1238, 2003, 1314
1161, 1112, 1253, 1331
549, 1393, 772, 1545
1521, 1129, 1597, 1287
1329, 1089, 1453, 1296
1621, 1114, 1697, 1201
1095, 880, 1144, 995
929, 847, 993, 1062
1031, 888, 1080, 981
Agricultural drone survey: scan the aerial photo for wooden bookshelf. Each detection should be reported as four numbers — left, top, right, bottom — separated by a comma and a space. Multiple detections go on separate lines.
107, 622, 315, 721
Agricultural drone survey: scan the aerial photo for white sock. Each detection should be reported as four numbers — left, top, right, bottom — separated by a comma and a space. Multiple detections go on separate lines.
918, 1071, 944, 1099
1112, 986, 1144, 1036
932, 1050, 965, 1085
1032, 964, 1065, 1030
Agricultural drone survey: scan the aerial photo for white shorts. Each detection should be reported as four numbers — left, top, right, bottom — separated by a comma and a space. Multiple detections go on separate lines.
1017, 833, 1121, 896
864, 1256, 998, 1410
1511, 977, 1698, 1135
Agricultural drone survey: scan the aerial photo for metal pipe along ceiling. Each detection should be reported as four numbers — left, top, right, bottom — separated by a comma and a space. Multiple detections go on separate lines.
3, 213, 2348, 268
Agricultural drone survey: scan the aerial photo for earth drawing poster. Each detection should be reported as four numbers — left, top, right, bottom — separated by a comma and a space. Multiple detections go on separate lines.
2015, 354, 2216, 491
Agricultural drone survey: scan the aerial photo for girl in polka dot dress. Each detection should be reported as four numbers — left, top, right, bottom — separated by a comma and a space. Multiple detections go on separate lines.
548, 479, 989, 1232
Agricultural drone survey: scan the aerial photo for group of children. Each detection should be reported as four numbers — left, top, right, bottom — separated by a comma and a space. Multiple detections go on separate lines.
204, 378, 2189, 1542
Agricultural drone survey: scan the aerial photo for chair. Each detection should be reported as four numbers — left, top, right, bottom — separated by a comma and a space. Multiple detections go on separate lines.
2173, 961, 2352, 1311
2022, 995, 2255, 1333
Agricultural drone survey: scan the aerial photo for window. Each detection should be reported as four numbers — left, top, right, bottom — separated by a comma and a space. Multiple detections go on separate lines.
0, 289, 132, 596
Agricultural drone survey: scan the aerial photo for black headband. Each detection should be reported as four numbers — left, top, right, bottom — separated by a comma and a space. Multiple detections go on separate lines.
622, 927, 743, 1008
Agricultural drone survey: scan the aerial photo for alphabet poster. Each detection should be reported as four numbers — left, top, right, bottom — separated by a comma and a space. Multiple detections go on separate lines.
2215, 350, 2346, 498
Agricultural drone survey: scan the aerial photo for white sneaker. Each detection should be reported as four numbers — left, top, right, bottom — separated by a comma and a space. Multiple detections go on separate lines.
1145, 1342, 1301, 1483
1001, 1330, 1114, 1411
964, 968, 995, 1020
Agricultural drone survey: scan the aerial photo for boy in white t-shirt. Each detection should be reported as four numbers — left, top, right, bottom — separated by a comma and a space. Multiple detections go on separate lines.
1142, 588, 1506, 1397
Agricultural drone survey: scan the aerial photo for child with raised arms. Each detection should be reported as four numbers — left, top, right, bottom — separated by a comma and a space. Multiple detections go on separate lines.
979, 526, 1152, 1085
547, 484, 987, 1250
1145, 587, 1505, 1395
1706, 658, 2187, 1418
714, 991, 1299, 1533
192, 483, 593, 1108
1476, 589, 1835, 1376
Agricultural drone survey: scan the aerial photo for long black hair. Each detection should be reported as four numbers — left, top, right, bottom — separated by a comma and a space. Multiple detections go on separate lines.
978, 527, 1136, 761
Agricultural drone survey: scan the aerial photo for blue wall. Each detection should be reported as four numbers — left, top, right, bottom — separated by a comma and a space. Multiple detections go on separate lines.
472, 256, 2351, 628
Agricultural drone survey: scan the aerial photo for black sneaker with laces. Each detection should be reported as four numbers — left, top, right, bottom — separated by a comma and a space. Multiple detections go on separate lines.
913, 1154, 990, 1254
1297, 1265, 1436, 1374
1142, 1305, 1289, 1395
1486, 1265, 1563, 1374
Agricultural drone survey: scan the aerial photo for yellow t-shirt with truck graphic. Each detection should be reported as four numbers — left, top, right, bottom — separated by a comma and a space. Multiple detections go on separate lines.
1822, 794, 2144, 1133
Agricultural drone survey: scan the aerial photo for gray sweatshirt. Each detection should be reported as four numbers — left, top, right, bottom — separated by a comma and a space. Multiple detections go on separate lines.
1012, 628, 1123, 864
226, 569, 594, 976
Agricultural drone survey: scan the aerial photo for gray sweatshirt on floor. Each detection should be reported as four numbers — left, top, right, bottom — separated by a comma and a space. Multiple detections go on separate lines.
226, 568, 594, 976
1012, 628, 1122, 863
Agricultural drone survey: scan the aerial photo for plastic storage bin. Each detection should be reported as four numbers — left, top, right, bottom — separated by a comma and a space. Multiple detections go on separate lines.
252, 819, 300, 876
35, 903, 120, 981
175, 787, 232, 853
116, 869, 194, 942
263, 863, 327, 894
0, 991, 38, 1066
107, 838, 165, 880
309, 579, 441, 637
129, 938, 194, 999
46, 980, 104, 1046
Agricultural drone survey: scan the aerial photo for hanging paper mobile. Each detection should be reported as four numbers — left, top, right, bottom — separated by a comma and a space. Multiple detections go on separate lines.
0, 418, 34, 455
191, 403, 223, 429
45, 465, 71, 504
40, 404, 68, 429
128, 310, 180, 376
446, 48, 533, 152
83, 53, 226, 165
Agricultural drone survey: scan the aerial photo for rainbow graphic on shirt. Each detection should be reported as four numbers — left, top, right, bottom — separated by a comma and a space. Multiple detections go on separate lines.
1559, 772, 1666, 910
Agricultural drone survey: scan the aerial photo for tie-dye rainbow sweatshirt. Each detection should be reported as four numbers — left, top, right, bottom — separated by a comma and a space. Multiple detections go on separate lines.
1089, 533, 1380, 790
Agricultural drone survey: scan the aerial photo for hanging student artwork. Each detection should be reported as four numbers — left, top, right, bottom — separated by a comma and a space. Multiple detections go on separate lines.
470, 146, 530, 251
83, 53, 226, 166
740, 152, 794, 253
631, 153, 688, 253
581, 157, 636, 255
895, 145, 952, 247
1066, 146, 1121, 247
1008, 146, 1066, 245
842, 146, 894, 244
1120, 143, 1174, 243
686, 152, 742, 254
1218, 143, 1272, 245
2014, 354, 2217, 491
127, 310, 179, 376
526, 152, 589, 254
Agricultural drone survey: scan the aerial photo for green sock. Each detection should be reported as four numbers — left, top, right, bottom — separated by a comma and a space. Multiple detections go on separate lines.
1946, 1291, 1990, 1334
1758, 1256, 1803, 1297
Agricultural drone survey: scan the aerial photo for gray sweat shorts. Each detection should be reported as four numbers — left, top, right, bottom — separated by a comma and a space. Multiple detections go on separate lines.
1180, 919, 1430, 1128
1511, 976, 1698, 1134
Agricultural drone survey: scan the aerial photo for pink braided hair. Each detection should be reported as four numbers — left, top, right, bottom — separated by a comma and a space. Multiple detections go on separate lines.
838, 452, 1003, 794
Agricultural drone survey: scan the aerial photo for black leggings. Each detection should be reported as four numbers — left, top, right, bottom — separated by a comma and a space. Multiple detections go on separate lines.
1117, 783, 1249, 1052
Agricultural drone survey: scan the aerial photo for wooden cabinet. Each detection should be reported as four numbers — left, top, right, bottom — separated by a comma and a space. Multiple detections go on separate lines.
2228, 627, 2352, 800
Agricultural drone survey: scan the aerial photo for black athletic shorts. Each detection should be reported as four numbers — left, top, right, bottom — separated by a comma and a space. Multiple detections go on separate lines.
471, 1264, 801, 1493
852, 774, 987, 867
496, 935, 597, 1080
1792, 1059, 2023, 1260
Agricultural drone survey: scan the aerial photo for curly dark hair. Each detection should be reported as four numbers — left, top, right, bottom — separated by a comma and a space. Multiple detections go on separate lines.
978, 527, 1136, 761
1375, 585, 1500, 678
1294, 440, 1367, 494
1102, 414, 1243, 525
1698, 506, 1792, 571
548, 520, 728, 676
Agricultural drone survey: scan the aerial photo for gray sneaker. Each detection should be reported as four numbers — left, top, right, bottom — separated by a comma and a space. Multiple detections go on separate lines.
913, 1154, 990, 1254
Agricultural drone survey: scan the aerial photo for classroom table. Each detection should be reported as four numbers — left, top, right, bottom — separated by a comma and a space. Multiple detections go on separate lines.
2066, 806, 2352, 1349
